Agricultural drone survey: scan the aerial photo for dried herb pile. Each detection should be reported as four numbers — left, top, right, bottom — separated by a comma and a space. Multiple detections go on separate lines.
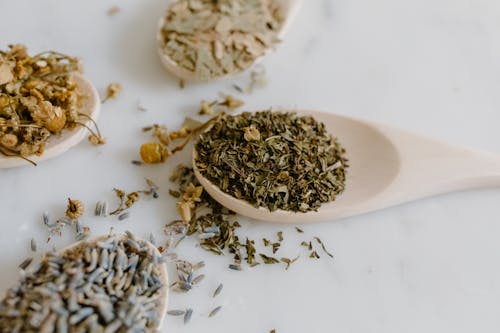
0, 234, 165, 332
165, 164, 334, 270
195, 111, 348, 212
159, 0, 283, 80
0, 44, 103, 164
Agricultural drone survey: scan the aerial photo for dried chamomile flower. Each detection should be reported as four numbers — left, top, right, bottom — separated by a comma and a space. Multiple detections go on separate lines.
140, 142, 170, 163
66, 198, 84, 219
32, 101, 67, 132
102, 82, 122, 103
0, 133, 18, 148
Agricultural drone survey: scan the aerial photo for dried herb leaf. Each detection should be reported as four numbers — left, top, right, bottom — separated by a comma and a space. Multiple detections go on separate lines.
259, 253, 279, 264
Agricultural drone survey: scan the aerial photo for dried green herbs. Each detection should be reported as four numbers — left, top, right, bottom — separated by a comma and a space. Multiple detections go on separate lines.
195, 111, 348, 212
165, 164, 335, 273
159, 0, 283, 80
0, 44, 103, 164
0, 234, 166, 332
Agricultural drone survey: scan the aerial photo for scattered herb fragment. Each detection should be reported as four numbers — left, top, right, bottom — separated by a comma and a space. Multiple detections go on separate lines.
280, 256, 299, 270
30, 238, 36, 252
314, 236, 334, 258
213, 283, 223, 298
209, 306, 222, 317
102, 82, 122, 103
259, 253, 279, 264
167, 310, 185, 316
184, 308, 193, 324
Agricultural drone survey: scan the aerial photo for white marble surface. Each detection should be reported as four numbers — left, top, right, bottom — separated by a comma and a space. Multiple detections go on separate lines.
2, 0, 500, 332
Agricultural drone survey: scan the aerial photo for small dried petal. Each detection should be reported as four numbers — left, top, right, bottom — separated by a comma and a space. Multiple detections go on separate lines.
176, 201, 194, 223
0, 62, 14, 85
182, 183, 203, 202
140, 142, 169, 163
66, 198, 84, 219
243, 125, 260, 141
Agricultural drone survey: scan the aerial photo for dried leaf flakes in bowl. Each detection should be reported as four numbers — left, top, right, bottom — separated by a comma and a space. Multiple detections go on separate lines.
0, 45, 102, 164
159, 0, 283, 81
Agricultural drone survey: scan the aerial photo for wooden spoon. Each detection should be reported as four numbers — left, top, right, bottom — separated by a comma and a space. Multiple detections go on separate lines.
0, 74, 100, 168
193, 110, 500, 222
60, 234, 169, 329
156, 0, 304, 82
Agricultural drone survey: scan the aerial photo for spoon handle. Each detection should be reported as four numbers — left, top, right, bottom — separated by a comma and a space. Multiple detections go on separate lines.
376, 124, 500, 205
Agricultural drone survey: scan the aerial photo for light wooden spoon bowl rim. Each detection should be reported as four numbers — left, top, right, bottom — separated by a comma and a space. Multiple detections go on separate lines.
0, 73, 100, 169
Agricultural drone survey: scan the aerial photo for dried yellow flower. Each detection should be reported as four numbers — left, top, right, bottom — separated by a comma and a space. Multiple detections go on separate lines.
182, 183, 203, 202
88, 135, 106, 145
176, 201, 195, 223
30, 101, 67, 133
102, 82, 122, 103
0, 133, 18, 148
140, 142, 169, 163
243, 125, 261, 141
66, 198, 84, 219
219, 95, 244, 110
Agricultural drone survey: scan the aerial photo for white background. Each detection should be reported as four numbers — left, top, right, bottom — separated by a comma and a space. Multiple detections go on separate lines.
1, 0, 500, 332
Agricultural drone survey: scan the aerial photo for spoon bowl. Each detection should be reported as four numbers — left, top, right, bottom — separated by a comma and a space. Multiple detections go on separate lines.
0, 73, 100, 169
193, 110, 500, 222
156, 0, 303, 82
60, 234, 169, 329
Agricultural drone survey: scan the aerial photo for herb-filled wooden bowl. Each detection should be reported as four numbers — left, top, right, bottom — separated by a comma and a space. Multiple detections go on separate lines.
0, 73, 100, 168
192, 109, 500, 223
156, 0, 303, 82
0, 233, 169, 331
